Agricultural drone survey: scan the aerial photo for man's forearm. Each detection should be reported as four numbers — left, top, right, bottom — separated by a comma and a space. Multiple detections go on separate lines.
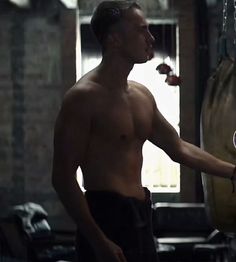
52, 176, 107, 247
177, 140, 235, 179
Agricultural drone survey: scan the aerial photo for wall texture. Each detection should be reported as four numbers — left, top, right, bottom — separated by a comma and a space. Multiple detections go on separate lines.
0, 3, 76, 229
78, 0, 166, 16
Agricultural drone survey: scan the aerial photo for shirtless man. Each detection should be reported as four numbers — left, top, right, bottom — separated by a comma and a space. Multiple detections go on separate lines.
52, 1, 236, 262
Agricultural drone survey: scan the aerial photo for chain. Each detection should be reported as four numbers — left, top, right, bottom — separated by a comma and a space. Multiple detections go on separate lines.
222, 0, 228, 34
234, 0, 236, 44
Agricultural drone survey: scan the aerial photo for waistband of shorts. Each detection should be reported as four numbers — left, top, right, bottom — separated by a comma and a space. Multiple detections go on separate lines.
84, 187, 151, 203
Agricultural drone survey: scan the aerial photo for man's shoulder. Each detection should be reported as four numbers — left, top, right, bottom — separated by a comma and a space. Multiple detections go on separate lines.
129, 80, 148, 91
128, 80, 153, 98
59, 81, 98, 118
64, 78, 100, 103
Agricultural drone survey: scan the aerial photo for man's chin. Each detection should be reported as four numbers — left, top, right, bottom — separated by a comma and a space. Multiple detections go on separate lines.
136, 56, 153, 64
147, 50, 154, 60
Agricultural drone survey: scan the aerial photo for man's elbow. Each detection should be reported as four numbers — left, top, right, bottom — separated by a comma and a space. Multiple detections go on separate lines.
168, 139, 186, 164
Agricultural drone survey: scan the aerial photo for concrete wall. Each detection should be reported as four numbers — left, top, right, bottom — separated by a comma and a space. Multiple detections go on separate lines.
78, 0, 167, 16
0, 3, 76, 229
177, 0, 202, 202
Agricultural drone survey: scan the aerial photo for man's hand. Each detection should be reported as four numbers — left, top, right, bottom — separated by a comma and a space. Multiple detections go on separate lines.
94, 237, 127, 262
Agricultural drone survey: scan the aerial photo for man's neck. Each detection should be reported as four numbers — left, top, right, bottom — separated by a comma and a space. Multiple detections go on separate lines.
97, 54, 134, 91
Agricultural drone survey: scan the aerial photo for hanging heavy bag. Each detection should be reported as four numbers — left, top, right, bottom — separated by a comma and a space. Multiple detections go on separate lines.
201, 55, 236, 232
201, 0, 236, 232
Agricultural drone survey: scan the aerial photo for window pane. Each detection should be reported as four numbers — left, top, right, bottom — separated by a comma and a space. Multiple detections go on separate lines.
128, 55, 180, 193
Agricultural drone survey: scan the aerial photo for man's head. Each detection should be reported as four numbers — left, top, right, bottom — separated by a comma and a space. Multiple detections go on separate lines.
91, 1, 141, 48
91, 1, 155, 63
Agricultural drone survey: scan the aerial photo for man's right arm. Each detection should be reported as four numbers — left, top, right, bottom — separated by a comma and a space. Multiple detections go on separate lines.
51, 87, 127, 262
52, 87, 106, 246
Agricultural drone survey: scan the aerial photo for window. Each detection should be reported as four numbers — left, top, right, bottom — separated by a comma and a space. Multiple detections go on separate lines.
76, 19, 180, 193
128, 55, 180, 193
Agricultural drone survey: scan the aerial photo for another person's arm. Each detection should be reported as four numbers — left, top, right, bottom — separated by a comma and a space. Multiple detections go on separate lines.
52, 87, 127, 262
148, 98, 235, 179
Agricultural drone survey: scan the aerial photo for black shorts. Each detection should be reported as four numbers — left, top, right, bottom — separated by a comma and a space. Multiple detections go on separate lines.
75, 187, 159, 262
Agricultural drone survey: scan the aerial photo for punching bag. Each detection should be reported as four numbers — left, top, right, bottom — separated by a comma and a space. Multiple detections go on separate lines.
201, 57, 236, 232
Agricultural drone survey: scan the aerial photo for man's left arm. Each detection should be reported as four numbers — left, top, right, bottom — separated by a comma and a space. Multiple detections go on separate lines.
148, 104, 236, 180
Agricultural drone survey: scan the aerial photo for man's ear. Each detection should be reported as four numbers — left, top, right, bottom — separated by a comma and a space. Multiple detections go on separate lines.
107, 32, 122, 48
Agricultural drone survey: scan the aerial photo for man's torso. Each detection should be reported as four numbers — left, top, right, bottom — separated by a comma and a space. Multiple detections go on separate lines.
75, 72, 155, 199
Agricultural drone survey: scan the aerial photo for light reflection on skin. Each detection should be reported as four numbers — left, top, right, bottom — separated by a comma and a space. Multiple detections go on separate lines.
233, 131, 236, 149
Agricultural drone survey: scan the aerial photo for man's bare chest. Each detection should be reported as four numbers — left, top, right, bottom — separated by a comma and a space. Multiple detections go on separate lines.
92, 91, 153, 141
